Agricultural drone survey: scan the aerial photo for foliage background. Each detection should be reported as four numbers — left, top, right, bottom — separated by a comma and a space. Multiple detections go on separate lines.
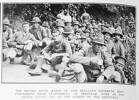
3, 3, 136, 84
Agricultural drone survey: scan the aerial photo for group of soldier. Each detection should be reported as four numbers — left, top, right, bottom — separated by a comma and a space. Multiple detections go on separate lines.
2, 9, 135, 83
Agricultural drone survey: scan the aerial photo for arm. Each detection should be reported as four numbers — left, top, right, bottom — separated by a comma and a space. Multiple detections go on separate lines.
120, 42, 126, 58
63, 40, 72, 56
101, 49, 115, 79
70, 49, 91, 66
41, 27, 48, 41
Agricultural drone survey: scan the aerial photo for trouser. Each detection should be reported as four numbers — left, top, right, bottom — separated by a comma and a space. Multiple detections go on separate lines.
83, 65, 122, 83
34, 57, 87, 82
22, 50, 34, 63
32, 47, 42, 61
64, 63, 87, 82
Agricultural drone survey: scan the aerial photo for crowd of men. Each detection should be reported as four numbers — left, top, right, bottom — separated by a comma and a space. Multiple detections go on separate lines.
2, 9, 135, 83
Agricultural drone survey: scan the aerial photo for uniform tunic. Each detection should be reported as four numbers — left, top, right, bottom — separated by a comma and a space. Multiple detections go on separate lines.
113, 40, 125, 58
70, 46, 114, 81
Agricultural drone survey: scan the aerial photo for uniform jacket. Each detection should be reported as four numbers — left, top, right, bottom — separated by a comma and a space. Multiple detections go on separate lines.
2, 28, 13, 48
70, 46, 114, 79
30, 26, 47, 41
113, 40, 125, 58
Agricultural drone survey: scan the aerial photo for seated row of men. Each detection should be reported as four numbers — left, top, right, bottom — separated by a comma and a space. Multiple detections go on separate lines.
2, 17, 126, 83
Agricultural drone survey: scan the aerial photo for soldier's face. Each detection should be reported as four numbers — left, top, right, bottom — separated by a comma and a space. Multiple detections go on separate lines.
81, 26, 86, 31
53, 32, 61, 42
33, 22, 40, 28
23, 24, 30, 33
74, 25, 79, 30
104, 33, 111, 41
115, 34, 121, 40
86, 32, 90, 37
58, 27, 64, 33
76, 32, 81, 39
93, 43, 102, 53
64, 10, 68, 15
3, 24, 8, 31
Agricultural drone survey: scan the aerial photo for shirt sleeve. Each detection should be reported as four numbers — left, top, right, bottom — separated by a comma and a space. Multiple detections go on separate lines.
101, 48, 115, 79
70, 48, 91, 66
101, 47, 113, 68
45, 42, 53, 53
41, 27, 48, 40
120, 42, 126, 58
63, 40, 72, 56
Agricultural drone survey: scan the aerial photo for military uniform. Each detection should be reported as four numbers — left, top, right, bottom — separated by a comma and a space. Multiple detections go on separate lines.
81, 12, 90, 24
70, 34, 121, 83
44, 39, 72, 56
30, 26, 48, 43
70, 46, 115, 82
112, 29, 126, 58
2, 18, 13, 61
30, 17, 48, 59
42, 21, 52, 38
8, 31, 36, 63
28, 37, 72, 75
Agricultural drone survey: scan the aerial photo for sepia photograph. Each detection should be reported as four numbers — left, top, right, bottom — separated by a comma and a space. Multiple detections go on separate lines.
1, 3, 136, 84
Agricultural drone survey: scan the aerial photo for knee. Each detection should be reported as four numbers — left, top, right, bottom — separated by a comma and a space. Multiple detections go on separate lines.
113, 71, 121, 83
70, 63, 84, 73
8, 48, 17, 58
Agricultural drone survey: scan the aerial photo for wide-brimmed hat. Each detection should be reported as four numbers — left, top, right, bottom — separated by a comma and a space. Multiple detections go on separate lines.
112, 28, 123, 38
78, 34, 86, 39
81, 23, 86, 27
56, 19, 65, 28
91, 35, 105, 45
92, 25, 98, 29
102, 28, 112, 36
82, 12, 90, 17
114, 56, 126, 65
3, 18, 11, 26
42, 21, 49, 27
73, 21, 81, 26
84, 29, 90, 33
31, 17, 41, 23
63, 26, 74, 35
101, 24, 109, 28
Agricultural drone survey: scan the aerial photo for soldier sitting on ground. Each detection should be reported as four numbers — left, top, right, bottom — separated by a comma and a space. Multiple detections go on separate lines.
8, 22, 36, 65
2, 18, 13, 63
70, 35, 122, 83
28, 29, 72, 75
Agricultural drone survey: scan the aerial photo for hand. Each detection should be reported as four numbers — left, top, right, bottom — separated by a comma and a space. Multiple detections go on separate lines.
24, 40, 32, 45
50, 53, 59, 59
90, 57, 98, 64
62, 56, 69, 63
96, 75, 105, 83
38, 41, 43, 46
41, 49, 46, 55
56, 75, 61, 82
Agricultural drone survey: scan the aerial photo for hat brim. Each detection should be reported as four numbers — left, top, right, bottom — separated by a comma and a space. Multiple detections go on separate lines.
4, 23, 12, 26
112, 33, 123, 37
63, 32, 72, 34
79, 37, 86, 39
102, 32, 112, 35
31, 21, 41, 23
101, 25, 109, 28
57, 25, 65, 28
74, 24, 81, 26
92, 41, 105, 45
114, 56, 126, 62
